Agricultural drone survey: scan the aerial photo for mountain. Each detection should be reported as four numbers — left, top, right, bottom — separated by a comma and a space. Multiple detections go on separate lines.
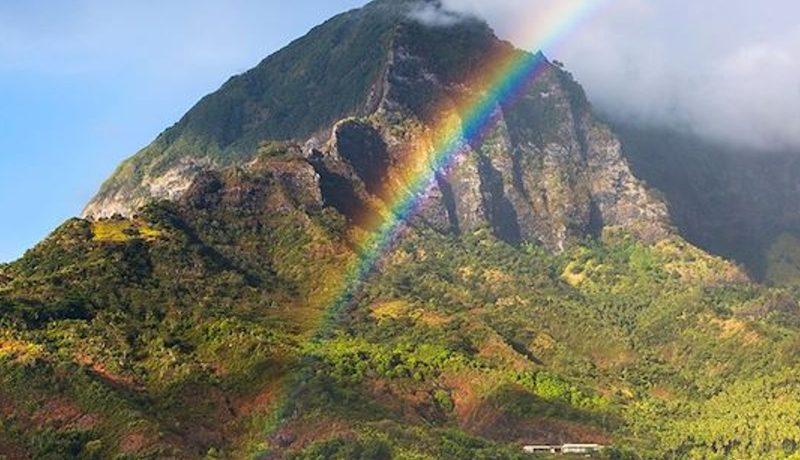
3, 1, 800, 459
83, 0, 669, 252
615, 122, 800, 283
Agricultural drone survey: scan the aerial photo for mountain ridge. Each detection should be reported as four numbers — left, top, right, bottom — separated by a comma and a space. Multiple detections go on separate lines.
5, 1, 800, 458
83, 0, 670, 252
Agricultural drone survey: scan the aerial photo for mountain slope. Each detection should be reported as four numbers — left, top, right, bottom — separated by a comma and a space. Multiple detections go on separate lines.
4, 1, 800, 459
83, 0, 669, 254
6, 157, 800, 458
615, 122, 800, 282
84, 3, 390, 217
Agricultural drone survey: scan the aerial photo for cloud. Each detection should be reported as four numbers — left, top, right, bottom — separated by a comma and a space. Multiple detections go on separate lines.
407, 2, 466, 27
3, 0, 798, 152
439, 0, 800, 152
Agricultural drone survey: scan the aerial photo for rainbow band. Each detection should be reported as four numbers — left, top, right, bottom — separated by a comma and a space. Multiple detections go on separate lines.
318, 0, 607, 330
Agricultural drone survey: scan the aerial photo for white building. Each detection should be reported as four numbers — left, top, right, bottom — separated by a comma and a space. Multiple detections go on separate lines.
522, 443, 604, 456
523, 445, 561, 454
562, 444, 603, 455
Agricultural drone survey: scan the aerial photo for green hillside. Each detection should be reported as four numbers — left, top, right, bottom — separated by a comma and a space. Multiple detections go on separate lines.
4, 154, 800, 458
615, 122, 800, 283
86, 0, 498, 217
5, 1, 800, 459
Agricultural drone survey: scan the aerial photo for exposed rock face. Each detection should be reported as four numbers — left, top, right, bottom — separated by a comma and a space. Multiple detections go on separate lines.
184, 155, 323, 215
84, 156, 215, 218
83, 0, 671, 251
584, 123, 671, 243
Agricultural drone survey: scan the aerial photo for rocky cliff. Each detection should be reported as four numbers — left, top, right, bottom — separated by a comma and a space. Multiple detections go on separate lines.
84, 0, 670, 252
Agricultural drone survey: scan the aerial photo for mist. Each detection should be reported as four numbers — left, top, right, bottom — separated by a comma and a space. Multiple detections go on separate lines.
433, 0, 800, 153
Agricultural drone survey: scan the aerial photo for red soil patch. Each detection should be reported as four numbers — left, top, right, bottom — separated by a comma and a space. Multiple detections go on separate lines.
476, 334, 532, 373
169, 384, 237, 451
31, 398, 100, 431
119, 427, 189, 458
222, 378, 288, 453
444, 372, 609, 446
0, 435, 30, 460
367, 379, 441, 424
471, 406, 610, 446
74, 353, 141, 390
650, 386, 675, 401
234, 377, 286, 418
0, 392, 16, 418
443, 370, 485, 422
0, 393, 31, 459
270, 416, 353, 451
119, 429, 160, 455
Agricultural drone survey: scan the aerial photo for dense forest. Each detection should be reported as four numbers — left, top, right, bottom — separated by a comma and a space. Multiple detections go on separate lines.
5, 1, 800, 458
3, 164, 800, 458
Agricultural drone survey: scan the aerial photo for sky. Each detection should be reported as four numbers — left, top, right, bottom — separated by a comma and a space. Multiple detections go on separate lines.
0, 0, 369, 262
1, 0, 798, 262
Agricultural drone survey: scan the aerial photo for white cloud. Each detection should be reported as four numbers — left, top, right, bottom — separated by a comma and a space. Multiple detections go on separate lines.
3, 0, 798, 152
440, 0, 800, 152
408, 2, 466, 27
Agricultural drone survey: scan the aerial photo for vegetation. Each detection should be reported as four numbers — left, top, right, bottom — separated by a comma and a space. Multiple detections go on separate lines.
616, 122, 800, 284
766, 233, 800, 287
92, 0, 404, 202
5, 175, 800, 459
8, 2, 800, 458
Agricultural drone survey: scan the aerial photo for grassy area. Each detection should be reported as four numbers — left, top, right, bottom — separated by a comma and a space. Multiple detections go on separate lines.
90, 219, 162, 243
6, 169, 800, 459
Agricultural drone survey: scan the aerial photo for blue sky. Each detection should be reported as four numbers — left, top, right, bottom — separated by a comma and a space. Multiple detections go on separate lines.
2, 0, 798, 262
0, 1, 368, 262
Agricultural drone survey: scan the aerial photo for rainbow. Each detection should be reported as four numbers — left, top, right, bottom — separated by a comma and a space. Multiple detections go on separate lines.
314, 0, 608, 332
